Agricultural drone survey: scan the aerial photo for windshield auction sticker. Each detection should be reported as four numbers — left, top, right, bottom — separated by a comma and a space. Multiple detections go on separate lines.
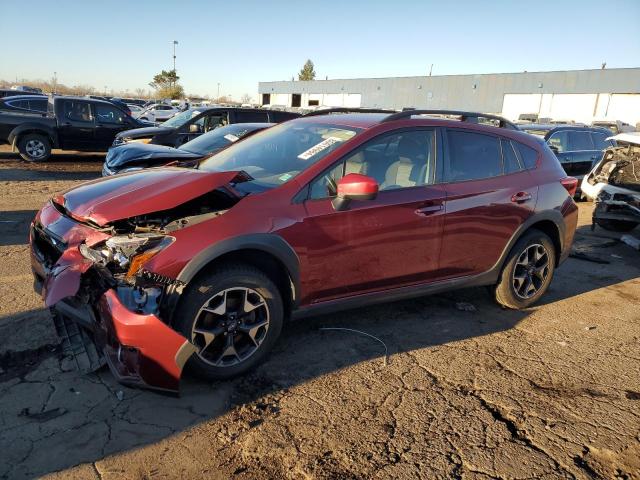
297, 137, 342, 160
224, 134, 240, 142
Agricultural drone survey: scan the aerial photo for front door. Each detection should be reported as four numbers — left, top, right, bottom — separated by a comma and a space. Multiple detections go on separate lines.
93, 103, 132, 149
284, 128, 447, 304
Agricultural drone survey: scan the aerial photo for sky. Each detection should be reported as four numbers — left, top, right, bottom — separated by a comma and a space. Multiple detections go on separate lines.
1, 0, 639, 101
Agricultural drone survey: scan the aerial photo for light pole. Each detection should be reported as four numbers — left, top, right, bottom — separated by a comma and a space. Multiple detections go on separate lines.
217, 83, 220, 101
172, 40, 179, 92
172, 40, 178, 72
53, 72, 57, 94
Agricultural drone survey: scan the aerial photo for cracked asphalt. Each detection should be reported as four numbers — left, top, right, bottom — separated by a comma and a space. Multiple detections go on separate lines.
1, 145, 639, 479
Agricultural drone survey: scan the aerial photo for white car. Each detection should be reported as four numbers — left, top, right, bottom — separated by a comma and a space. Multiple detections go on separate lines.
126, 104, 144, 115
581, 132, 640, 232
135, 104, 180, 122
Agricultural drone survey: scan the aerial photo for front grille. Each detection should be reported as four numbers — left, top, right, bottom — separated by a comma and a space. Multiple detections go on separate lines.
31, 223, 66, 266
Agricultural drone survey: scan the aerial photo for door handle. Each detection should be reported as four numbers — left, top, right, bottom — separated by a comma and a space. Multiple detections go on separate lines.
511, 191, 532, 203
415, 204, 443, 216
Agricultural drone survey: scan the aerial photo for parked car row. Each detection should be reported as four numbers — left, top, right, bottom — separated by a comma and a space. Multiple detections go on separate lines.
30, 108, 579, 391
0, 96, 300, 162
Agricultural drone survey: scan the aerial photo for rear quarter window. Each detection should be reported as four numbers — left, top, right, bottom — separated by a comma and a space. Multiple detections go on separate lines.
515, 142, 539, 170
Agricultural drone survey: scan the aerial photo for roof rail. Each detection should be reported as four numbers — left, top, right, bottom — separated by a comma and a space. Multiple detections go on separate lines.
381, 109, 518, 130
304, 107, 397, 117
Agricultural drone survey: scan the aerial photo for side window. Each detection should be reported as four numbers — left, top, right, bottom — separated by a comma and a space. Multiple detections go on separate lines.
236, 111, 269, 123
202, 113, 229, 132
591, 132, 610, 150
95, 104, 125, 124
308, 129, 435, 200
568, 131, 594, 151
445, 130, 501, 182
547, 131, 568, 153
501, 139, 523, 174
30, 99, 48, 112
63, 101, 93, 122
515, 142, 539, 169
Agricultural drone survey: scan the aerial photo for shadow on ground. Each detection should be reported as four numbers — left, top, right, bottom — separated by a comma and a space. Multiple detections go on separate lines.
0, 150, 103, 182
1, 220, 638, 478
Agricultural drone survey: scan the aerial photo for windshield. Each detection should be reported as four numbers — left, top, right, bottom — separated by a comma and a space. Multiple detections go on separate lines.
182, 124, 267, 155
199, 121, 360, 188
161, 108, 200, 127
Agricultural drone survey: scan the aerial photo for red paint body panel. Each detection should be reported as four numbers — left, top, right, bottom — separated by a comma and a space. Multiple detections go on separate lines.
97, 290, 189, 392
439, 171, 538, 277
280, 185, 447, 304
55, 168, 241, 226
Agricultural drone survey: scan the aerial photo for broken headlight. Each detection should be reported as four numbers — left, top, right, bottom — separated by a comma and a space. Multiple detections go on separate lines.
80, 234, 175, 279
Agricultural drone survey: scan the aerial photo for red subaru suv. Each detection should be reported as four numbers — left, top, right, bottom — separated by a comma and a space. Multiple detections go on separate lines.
30, 109, 578, 392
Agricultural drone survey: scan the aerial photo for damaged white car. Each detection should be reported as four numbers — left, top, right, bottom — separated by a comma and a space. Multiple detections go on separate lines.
582, 132, 640, 232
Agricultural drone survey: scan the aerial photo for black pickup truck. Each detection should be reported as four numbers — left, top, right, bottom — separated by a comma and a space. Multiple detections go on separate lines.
0, 95, 150, 161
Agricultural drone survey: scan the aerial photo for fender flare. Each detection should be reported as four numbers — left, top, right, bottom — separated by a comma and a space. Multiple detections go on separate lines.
493, 209, 567, 274
8, 123, 59, 148
176, 233, 301, 305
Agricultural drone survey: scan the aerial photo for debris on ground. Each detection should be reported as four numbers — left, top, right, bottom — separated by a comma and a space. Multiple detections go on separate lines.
116, 390, 124, 401
455, 302, 477, 312
621, 234, 640, 251
319, 327, 389, 366
18, 407, 67, 422
569, 250, 610, 264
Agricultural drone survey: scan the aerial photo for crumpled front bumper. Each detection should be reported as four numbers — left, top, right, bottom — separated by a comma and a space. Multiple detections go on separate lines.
30, 203, 196, 393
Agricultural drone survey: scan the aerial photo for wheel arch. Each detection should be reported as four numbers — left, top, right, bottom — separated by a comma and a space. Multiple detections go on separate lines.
496, 211, 566, 276
9, 124, 58, 149
175, 234, 301, 317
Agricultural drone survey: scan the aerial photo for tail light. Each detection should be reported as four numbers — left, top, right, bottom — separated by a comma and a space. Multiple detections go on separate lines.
560, 176, 578, 197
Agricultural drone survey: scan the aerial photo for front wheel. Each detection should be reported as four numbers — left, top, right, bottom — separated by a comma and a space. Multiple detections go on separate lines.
495, 229, 556, 309
175, 265, 283, 380
18, 134, 51, 162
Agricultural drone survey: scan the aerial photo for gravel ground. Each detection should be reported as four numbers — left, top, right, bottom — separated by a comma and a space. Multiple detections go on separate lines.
0, 145, 639, 480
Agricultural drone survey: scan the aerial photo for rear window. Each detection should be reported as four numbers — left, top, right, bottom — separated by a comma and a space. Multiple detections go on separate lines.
515, 142, 538, 169
445, 130, 501, 182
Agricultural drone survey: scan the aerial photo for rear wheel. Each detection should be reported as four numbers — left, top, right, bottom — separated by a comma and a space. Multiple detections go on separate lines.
495, 229, 556, 309
18, 134, 51, 162
175, 265, 283, 380
595, 219, 638, 232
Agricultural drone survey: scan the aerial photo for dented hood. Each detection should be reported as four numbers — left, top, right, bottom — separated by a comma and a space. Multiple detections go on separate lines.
54, 167, 242, 226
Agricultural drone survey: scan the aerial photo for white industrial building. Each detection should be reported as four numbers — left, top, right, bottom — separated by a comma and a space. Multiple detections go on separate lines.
259, 68, 640, 125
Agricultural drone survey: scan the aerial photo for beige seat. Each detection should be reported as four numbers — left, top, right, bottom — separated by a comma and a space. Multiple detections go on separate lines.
381, 136, 428, 190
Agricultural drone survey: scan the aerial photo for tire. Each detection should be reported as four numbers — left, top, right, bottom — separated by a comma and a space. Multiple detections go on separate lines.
174, 264, 284, 380
18, 133, 51, 162
495, 229, 556, 309
595, 219, 638, 232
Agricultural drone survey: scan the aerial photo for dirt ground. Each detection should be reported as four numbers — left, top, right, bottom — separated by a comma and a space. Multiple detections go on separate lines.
0, 145, 639, 480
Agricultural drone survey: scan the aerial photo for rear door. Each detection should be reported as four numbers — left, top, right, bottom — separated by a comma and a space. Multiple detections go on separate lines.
290, 128, 447, 303
57, 99, 96, 149
439, 129, 537, 278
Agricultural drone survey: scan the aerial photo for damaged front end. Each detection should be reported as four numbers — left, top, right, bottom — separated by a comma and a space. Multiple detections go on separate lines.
582, 142, 640, 231
30, 169, 246, 392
